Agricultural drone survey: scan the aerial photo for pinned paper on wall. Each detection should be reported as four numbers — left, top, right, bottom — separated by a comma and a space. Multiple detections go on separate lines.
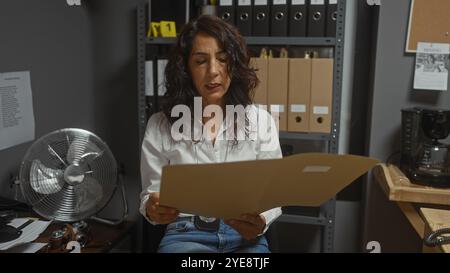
0, 71, 35, 150
413, 42, 449, 91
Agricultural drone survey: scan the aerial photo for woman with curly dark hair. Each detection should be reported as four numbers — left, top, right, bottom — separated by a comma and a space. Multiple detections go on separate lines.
140, 15, 282, 253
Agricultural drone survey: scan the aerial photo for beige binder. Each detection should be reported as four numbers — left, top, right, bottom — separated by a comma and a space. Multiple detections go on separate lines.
309, 58, 333, 133
250, 57, 268, 106
288, 58, 311, 132
268, 58, 289, 131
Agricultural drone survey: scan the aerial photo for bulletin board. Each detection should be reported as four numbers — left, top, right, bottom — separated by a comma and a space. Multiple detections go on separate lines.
406, 0, 450, 53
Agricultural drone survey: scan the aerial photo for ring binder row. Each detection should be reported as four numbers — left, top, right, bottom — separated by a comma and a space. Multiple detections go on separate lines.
149, 55, 334, 133
216, 0, 338, 37
250, 55, 333, 133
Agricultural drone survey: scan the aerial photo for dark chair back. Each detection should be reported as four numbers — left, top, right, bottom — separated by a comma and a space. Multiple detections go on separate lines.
142, 218, 166, 253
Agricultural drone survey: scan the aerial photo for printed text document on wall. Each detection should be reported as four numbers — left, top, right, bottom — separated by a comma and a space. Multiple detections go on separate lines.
0, 71, 35, 150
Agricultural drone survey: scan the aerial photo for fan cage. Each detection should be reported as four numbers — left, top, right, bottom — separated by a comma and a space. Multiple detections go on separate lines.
19, 128, 118, 223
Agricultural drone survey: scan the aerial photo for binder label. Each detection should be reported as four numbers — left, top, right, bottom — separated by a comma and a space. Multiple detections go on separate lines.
329, 0, 338, 4
292, 0, 305, 5
270, 105, 285, 113
254, 0, 268, 5
220, 0, 233, 6
273, 0, 287, 5
310, 0, 325, 5
238, 0, 251, 5
313, 106, 329, 115
291, 104, 306, 113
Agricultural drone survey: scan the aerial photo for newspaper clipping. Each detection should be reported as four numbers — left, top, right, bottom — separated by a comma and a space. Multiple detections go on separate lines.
414, 42, 449, 91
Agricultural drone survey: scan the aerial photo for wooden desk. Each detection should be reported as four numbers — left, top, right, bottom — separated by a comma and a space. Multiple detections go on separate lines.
33, 219, 136, 253
373, 164, 450, 253
421, 208, 450, 253
1, 207, 136, 253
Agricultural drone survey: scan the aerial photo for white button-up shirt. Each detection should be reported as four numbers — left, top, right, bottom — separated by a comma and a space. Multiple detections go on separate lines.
139, 105, 282, 233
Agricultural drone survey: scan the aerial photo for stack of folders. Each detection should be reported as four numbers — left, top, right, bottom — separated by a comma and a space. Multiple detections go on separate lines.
216, 0, 338, 37
250, 55, 334, 133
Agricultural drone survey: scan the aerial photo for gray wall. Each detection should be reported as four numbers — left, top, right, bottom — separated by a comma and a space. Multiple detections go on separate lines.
0, 0, 144, 227
362, 0, 450, 252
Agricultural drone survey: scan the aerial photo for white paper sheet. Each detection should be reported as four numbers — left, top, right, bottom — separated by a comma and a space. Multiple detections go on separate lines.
0, 218, 51, 251
414, 43, 450, 91
0, 71, 35, 150
157, 59, 168, 96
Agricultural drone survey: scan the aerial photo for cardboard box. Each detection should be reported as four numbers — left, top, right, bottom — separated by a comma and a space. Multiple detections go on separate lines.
288, 58, 312, 132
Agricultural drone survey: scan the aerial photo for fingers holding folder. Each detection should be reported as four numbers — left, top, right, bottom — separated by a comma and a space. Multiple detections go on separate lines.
146, 192, 180, 224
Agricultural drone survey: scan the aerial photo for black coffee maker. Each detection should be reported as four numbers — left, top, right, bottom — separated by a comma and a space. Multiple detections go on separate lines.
400, 108, 450, 188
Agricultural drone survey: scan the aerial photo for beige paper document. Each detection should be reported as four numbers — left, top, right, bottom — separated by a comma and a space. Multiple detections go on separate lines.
159, 153, 379, 219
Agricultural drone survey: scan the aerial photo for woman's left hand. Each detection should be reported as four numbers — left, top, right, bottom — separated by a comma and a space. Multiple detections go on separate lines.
224, 214, 266, 241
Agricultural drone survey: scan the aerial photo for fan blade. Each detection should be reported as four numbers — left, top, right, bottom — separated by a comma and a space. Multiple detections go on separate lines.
30, 159, 65, 195
66, 135, 102, 165
47, 144, 68, 167
78, 150, 103, 168
74, 176, 103, 213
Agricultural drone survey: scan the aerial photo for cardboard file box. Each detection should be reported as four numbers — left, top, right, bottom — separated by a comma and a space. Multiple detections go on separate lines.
268, 58, 289, 131
250, 57, 269, 106
288, 58, 311, 132
309, 58, 333, 133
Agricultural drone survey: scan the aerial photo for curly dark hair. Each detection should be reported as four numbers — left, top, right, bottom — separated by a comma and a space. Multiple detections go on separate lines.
162, 15, 258, 125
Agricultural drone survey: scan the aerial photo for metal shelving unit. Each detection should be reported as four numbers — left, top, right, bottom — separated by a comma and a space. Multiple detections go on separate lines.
137, 0, 346, 253
277, 214, 327, 226
279, 131, 331, 141
147, 36, 336, 46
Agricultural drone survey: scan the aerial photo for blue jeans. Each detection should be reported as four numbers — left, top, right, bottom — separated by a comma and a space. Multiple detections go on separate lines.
157, 217, 270, 253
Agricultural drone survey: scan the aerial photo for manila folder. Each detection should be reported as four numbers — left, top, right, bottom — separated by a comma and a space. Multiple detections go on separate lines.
159, 153, 379, 219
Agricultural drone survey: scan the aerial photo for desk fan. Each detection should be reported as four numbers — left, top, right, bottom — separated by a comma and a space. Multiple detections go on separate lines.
18, 128, 127, 226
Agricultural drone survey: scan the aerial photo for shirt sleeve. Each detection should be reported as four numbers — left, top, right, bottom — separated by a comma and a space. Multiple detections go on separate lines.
139, 113, 170, 225
256, 107, 283, 234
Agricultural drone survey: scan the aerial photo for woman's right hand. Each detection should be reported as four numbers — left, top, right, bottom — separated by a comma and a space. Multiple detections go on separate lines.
146, 192, 179, 224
